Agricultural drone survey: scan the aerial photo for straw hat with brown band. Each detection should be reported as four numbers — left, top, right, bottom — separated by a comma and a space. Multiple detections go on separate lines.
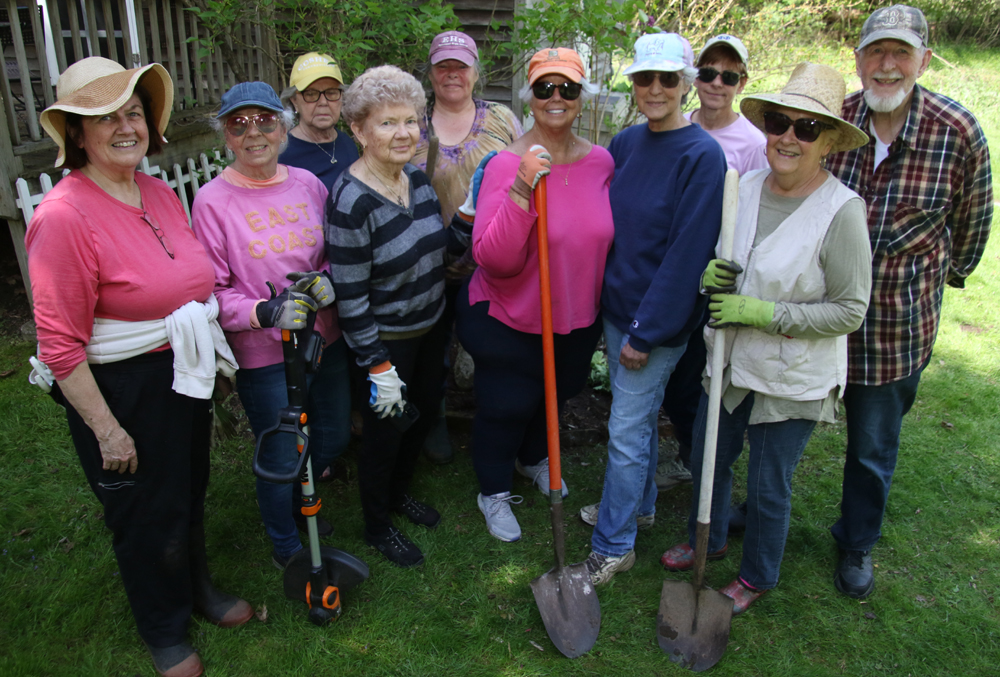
39, 56, 174, 167
739, 62, 868, 154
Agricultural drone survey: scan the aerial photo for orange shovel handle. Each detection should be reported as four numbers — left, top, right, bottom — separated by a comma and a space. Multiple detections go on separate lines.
534, 177, 561, 493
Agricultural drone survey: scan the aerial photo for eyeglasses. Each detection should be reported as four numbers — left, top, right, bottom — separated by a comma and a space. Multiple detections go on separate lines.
141, 211, 174, 259
630, 71, 681, 89
697, 67, 742, 87
762, 111, 833, 143
532, 81, 583, 101
300, 88, 342, 103
224, 112, 279, 137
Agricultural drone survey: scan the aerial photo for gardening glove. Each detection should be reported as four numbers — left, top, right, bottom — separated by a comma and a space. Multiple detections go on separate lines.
286, 270, 336, 308
368, 366, 406, 419
255, 281, 318, 330
708, 293, 775, 329
457, 150, 498, 220
701, 258, 744, 294
510, 144, 551, 201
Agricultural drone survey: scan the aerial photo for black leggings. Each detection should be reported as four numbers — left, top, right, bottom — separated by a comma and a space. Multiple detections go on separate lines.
661, 309, 709, 463
455, 282, 602, 496
65, 350, 211, 648
357, 317, 449, 536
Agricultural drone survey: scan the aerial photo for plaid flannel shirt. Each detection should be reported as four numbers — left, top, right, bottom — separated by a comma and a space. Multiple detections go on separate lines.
827, 84, 993, 386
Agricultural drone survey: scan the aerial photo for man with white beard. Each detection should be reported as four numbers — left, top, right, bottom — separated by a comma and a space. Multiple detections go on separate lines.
825, 4, 993, 599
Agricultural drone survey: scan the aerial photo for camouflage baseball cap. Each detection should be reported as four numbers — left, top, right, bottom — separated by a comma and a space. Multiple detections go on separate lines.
857, 4, 928, 50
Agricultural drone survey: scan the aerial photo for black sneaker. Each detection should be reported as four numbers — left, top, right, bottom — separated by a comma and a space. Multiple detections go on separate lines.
294, 513, 334, 538
272, 547, 301, 570
393, 494, 441, 528
727, 502, 748, 534
834, 548, 875, 599
366, 527, 424, 568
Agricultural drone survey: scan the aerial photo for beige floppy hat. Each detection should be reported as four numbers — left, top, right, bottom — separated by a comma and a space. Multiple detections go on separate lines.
40, 57, 174, 167
739, 62, 868, 154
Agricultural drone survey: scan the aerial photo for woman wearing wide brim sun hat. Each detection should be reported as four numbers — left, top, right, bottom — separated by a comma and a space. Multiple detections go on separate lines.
28, 56, 250, 677
660, 61, 873, 616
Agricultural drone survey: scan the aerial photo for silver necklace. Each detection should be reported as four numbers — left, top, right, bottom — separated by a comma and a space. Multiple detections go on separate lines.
312, 140, 337, 165
366, 162, 408, 206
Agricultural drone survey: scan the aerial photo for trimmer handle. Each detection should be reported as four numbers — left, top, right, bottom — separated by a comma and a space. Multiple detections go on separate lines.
251, 305, 325, 484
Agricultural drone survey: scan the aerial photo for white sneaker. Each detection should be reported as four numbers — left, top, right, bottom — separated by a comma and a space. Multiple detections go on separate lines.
477, 492, 524, 542
579, 502, 655, 529
583, 549, 636, 586
515, 458, 568, 497
655, 455, 692, 491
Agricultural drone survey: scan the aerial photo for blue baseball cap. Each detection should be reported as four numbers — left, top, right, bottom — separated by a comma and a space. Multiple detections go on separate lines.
218, 81, 283, 117
623, 33, 693, 75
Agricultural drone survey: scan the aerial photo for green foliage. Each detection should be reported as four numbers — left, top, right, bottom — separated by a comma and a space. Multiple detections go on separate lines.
588, 349, 610, 393
186, 0, 460, 85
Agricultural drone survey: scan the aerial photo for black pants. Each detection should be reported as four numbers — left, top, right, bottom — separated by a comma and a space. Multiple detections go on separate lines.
661, 310, 709, 465
455, 282, 602, 496
358, 317, 449, 536
65, 350, 211, 648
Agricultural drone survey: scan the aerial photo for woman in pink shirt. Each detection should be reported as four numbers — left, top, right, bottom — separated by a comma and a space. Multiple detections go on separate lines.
28, 58, 251, 677
191, 82, 351, 574
455, 48, 614, 542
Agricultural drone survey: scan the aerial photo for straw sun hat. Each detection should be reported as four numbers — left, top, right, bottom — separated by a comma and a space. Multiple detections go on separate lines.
40, 57, 174, 167
739, 62, 868, 153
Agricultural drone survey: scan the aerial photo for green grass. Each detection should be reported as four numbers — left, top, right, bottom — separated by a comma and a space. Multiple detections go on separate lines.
2, 44, 999, 677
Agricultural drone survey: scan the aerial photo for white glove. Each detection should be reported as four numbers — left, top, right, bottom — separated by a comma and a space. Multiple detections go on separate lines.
368, 366, 405, 419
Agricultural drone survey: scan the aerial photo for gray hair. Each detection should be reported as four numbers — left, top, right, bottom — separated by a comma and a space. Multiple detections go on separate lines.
518, 77, 602, 103
210, 107, 295, 153
342, 65, 426, 128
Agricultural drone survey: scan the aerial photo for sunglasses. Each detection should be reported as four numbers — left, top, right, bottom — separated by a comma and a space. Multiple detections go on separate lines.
532, 81, 583, 101
697, 67, 742, 86
762, 111, 834, 143
141, 211, 174, 259
300, 87, 342, 103
630, 71, 681, 89
224, 112, 279, 137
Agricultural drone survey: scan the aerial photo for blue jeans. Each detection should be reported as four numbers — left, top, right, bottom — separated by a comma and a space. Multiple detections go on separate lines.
688, 391, 816, 590
591, 319, 687, 558
237, 337, 351, 558
831, 361, 926, 552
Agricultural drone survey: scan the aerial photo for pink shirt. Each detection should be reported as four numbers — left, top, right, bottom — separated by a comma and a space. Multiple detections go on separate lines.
26, 171, 215, 379
685, 112, 769, 176
191, 166, 340, 369
469, 147, 615, 334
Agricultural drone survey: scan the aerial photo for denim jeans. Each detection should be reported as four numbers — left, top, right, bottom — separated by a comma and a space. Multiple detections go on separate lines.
237, 337, 352, 558
591, 319, 687, 558
831, 361, 926, 552
687, 391, 816, 590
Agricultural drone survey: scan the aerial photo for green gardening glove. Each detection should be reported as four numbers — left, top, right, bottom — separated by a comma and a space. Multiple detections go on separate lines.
701, 258, 743, 294
708, 293, 774, 329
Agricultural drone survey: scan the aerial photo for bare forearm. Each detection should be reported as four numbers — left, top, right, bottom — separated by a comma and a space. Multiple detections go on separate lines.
59, 362, 136, 472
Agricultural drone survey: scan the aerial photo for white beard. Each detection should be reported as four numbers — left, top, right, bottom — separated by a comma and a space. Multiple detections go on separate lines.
863, 83, 911, 113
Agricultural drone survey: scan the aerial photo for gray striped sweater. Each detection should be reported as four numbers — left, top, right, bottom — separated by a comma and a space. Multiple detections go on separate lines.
325, 164, 447, 368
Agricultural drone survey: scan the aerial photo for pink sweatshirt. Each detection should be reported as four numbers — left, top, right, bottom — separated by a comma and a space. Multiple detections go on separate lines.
26, 170, 215, 380
469, 147, 615, 334
191, 166, 340, 369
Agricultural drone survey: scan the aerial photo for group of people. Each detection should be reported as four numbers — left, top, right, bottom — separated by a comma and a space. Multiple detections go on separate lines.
25, 4, 991, 675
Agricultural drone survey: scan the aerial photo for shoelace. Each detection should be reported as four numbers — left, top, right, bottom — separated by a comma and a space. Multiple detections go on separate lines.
484, 493, 523, 517
844, 550, 869, 568
399, 495, 425, 515
383, 528, 410, 553
585, 552, 608, 574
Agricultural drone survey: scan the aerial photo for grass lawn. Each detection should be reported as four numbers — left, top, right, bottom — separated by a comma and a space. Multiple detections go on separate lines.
1, 44, 999, 677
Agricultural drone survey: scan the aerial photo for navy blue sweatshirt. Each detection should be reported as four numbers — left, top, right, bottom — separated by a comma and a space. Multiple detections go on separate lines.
601, 122, 726, 352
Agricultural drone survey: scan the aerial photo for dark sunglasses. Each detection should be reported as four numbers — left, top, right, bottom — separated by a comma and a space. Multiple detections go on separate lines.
630, 71, 681, 89
300, 87, 342, 103
697, 67, 742, 87
141, 211, 174, 259
762, 111, 833, 143
532, 81, 583, 101
224, 112, 279, 136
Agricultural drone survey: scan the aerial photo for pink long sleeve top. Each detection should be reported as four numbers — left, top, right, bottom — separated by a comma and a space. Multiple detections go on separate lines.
26, 171, 215, 380
468, 147, 615, 334
191, 166, 340, 370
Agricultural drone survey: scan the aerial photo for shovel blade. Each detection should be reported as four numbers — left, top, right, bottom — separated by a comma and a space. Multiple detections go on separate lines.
657, 580, 732, 672
530, 563, 600, 658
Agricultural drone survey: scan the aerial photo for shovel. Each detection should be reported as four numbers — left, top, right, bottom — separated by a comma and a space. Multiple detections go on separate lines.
657, 168, 740, 672
529, 175, 601, 659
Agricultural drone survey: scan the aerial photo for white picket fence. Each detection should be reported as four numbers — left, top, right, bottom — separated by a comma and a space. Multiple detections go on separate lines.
11, 150, 231, 308
14, 151, 229, 224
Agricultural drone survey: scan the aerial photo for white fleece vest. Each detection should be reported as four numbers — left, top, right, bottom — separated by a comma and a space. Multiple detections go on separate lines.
706, 169, 858, 401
